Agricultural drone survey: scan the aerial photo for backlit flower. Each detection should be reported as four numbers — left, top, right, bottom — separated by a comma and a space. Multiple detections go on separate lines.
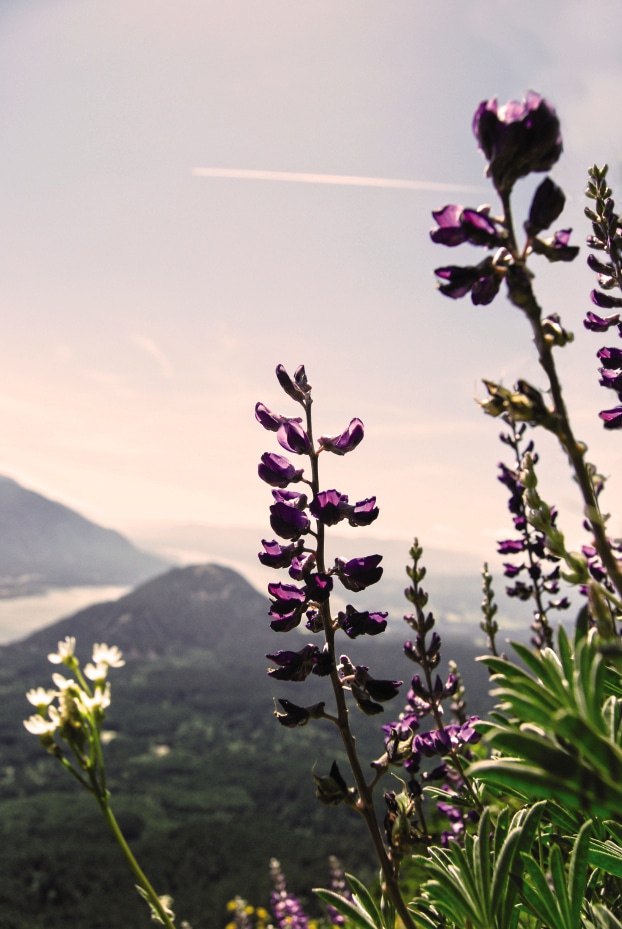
319, 418, 364, 455
473, 92, 562, 195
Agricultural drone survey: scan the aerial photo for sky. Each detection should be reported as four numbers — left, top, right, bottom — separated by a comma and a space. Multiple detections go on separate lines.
2, 0, 622, 568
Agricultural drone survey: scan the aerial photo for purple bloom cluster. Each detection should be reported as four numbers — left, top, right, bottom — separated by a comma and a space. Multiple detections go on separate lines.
472, 92, 562, 196
584, 164, 622, 428
256, 365, 401, 737
431, 93, 576, 310
497, 422, 569, 648
269, 858, 310, 929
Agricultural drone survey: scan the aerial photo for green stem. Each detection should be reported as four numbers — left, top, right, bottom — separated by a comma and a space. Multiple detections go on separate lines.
501, 191, 622, 603
97, 796, 177, 929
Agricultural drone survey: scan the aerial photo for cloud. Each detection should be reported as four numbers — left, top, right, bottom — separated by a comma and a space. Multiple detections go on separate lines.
130, 334, 173, 378
192, 167, 485, 194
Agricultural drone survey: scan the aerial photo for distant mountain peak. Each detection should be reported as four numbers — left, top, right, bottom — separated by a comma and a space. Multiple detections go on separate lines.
0, 475, 170, 596
13, 562, 271, 661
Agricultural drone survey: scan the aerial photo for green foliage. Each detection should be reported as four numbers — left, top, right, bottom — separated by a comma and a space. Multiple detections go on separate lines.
315, 873, 395, 929
408, 803, 545, 929
471, 626, 622, 820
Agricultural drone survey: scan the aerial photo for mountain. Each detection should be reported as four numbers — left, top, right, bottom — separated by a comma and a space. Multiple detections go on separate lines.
13, 562, 273, 663
0, 562, 496, 929
0, 476, 169, 596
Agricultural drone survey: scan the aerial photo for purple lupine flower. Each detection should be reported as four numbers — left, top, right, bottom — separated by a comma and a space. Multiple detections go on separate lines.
434, 256, 501, 305
599, 407, 622, 429
267, 643, 331, 681
276, 364, 311, 403
274, 698, 326, 728
584, 310, 620, 333
363, 676, 402, 703
525, 176, 566, 236
531, 228, 579, 263
270, 858, 310, 929
430, 204, 502, 248
343, 496, 379, 527
326, 856, 352, 927
255, 402, 301, 432
334, 554, 383, 591
258, 452, 304, 488
288, 551, 316, 580
338, 604, 388, 638
473, 92, 562, 195
591, 289, 622, 310
272, 488, 307, 506
258, 538, 305, 569
597, 346, 622, 369
304, 572, 333, 603
309, 489, 349, 525
277, 420, 312, 455
268, 582, 308, 631
319, 418, 364, 455
269, 501, 310, 541
497, 538, 526, 554
599, 369, 622, 392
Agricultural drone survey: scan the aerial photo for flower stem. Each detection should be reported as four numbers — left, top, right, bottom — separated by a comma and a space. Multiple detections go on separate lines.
96, 795, 177, 929
501, 191, 622, 602
304, 399, 416, 929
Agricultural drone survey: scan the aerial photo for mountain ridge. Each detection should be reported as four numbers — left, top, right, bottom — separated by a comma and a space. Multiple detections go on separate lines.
0, 475, 169, 596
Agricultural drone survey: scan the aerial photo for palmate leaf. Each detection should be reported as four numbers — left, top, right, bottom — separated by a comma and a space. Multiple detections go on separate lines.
474, 628, 622, 820
586, 838, 622, 878
315, 872, 397, 929
410, 804, 546, 929
470, 758, 622, 819
313, 888, 378, 929
518, 822, 592, 929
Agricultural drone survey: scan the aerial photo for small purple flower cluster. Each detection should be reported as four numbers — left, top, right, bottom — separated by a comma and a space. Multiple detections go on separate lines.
378, 542, 481, 845
269, 858, 310, 929
256, 365, 402, 726
497, 421, 569, 648
431, 93, 577, 308
584, 164, 622, 428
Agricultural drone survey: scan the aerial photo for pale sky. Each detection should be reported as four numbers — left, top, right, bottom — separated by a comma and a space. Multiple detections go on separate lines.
2, 0, 622, 563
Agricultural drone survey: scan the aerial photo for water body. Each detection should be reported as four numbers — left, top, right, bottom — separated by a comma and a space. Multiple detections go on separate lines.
0, 586, 129, 646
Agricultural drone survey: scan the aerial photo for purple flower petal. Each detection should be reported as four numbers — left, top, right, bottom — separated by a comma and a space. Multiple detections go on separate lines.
319, 418, 364, 455
258, 538, 304, 569
334, 554, 383, 592
277, 420, 312, 455
584, 310, 620, 333
269, 502, 310, 540
309, 489, 349, 525
276, 364, 311, 402
255, 402, 300, 432
597, 346, 622, 369
599, 406, 622, 429
258, 452, 304, 488
338, 604, 388, 638
592, 289, 622, 310
473, 92, 562, 195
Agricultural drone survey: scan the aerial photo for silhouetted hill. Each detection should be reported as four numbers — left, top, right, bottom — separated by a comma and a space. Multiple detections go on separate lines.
13, 563, 272, 663
0, 476, 169, 595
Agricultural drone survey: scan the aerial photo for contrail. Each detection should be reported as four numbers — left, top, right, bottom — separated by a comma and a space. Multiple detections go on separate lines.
192, 167, 483, 194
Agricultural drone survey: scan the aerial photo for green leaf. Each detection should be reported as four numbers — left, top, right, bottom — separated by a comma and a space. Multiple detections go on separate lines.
586, 838, 622, 877
314, 889, 378, 929
345, 873, 383, 927
491, 799, 547, 929
569, 820, 592, 929
520, 853, 564, 929
474, 810, 491, 923
548, 844, 571, 928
